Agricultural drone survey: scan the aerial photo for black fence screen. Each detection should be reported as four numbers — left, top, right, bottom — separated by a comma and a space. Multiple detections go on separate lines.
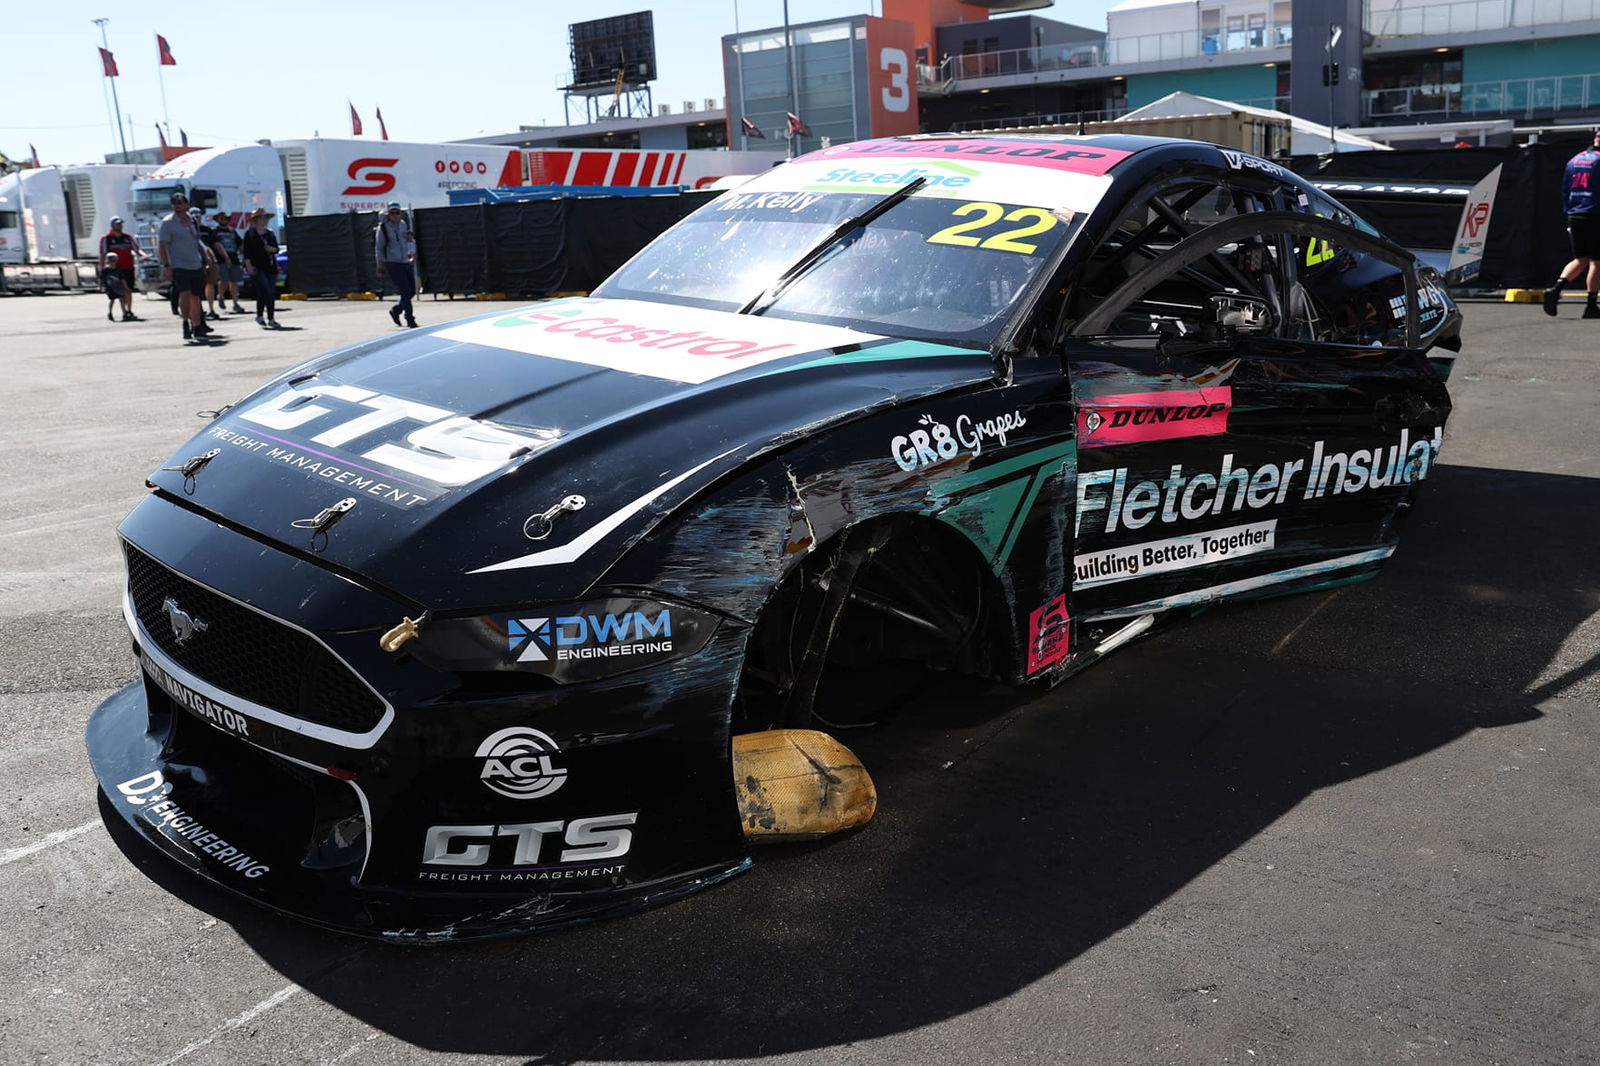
1291, 144, 1576, 290
287, 192, 714, 297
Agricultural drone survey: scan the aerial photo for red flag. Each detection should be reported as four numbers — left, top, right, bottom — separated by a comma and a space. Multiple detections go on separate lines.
349, 102, 363, 137
98, 47, 119, 77
785, 111, 811, 137
180, 128, 189, 147
156, 34, 176, 66
156, 125, 168, 149
740, 116, 766, 139
376, 106, 389, 141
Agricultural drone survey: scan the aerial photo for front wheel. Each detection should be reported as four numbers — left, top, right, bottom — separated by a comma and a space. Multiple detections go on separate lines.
735, 519, 991, 733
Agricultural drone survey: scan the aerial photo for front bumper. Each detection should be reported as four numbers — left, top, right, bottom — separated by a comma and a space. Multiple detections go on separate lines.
87, 495, 752, 943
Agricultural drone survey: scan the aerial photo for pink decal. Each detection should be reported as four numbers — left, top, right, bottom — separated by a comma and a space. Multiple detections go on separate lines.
814, 138, 1134, 177
1078, 387, 1233, 448
1026, 595, 1070, 675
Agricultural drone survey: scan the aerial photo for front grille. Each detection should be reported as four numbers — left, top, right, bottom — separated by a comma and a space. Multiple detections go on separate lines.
125, 542, 386, 733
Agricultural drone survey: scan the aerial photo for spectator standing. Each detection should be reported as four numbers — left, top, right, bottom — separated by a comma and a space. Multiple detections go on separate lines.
158, 191, 215, 343
241, 208, 281, 329
97, 216, 142, 321
212, 211, 247, 313
375, 202, 418, 328
1544, 130, 1600, 318
192, 207, 224, 320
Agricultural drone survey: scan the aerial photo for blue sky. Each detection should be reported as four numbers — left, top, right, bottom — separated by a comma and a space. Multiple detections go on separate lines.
11, 1, 1114, 167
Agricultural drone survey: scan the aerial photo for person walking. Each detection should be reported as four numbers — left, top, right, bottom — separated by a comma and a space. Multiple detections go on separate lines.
375, 202, 418, 328
240, 208, 281, 329
1544, 130, 1600, 317
97, 216, 142, 321
211, 211, 248, 313
192, 207, 225, 320
158, 191, 216, 343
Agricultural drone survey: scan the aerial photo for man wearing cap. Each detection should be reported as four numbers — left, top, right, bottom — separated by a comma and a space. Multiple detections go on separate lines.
1544, 129, 1600, 317
211, 211, 247, 313
158, 191, 216, 343
98, 216, 142, 322
375, 202, 418, 328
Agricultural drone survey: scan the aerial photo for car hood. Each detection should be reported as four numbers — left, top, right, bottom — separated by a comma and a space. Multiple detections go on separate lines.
141, 297, 995, 611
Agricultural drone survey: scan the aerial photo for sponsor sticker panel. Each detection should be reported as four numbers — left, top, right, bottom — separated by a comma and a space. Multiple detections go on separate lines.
1075, 520, 1277, 589
1078, 387, 1232, 448
435, 298, 882, 385
115, 771, 271, 880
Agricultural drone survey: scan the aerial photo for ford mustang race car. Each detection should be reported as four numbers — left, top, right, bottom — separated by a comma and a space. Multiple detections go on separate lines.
88, 134, 1459, 942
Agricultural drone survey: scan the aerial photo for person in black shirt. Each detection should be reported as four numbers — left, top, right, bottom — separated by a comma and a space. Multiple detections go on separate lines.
211, 211, 247, 313
240, 208, 280, 328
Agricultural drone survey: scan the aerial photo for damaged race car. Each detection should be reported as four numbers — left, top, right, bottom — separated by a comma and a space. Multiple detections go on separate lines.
88, 134, 1460, 941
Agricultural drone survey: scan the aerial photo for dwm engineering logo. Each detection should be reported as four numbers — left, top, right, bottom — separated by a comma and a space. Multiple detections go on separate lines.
507, 610, 673, 664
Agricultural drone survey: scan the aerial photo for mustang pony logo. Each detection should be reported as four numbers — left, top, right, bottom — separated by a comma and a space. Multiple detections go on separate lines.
162, 597, 208, 646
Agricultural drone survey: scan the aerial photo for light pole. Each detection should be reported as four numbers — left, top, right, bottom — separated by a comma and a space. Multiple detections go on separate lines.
92, 17, 129, 160
1326, 22, 1342, 154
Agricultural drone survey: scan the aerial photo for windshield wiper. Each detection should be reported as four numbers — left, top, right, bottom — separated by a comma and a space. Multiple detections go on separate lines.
737, 176, 927, 316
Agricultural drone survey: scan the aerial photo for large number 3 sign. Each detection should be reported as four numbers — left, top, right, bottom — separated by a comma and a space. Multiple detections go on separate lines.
880, 47, 910, 113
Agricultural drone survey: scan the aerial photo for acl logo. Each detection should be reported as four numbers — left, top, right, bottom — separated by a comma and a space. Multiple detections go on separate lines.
343, 157, 398, 195
476, 726, 567, 800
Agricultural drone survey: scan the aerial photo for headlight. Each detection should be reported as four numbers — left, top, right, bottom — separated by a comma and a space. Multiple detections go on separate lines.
411, 596, 722, 684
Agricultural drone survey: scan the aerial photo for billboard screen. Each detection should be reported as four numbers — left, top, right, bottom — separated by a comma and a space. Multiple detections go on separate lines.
569, 11, 657, 89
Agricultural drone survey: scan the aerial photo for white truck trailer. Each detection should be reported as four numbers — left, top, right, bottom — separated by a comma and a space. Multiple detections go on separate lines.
0, 164, 138, 292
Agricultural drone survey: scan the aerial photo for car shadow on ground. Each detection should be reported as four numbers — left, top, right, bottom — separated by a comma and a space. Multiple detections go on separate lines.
101, 461, 1597, 1060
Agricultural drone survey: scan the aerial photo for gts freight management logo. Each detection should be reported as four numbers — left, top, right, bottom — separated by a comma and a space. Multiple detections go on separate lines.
507, 609, 673, 663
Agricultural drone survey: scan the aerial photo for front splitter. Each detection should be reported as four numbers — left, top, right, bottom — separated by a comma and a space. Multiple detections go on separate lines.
86, 681, 750, 943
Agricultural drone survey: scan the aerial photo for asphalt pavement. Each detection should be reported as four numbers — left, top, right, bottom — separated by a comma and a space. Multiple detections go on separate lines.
1, 290, 1596, 1066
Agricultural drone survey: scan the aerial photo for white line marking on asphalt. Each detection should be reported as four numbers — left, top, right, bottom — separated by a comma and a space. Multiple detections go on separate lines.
0, 819, 102, 866
324, 1031, 381, 1065
149, 983, 302, 1066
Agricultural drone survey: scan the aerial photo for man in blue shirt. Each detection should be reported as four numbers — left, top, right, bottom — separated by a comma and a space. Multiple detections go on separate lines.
1544, 131, 1600, 317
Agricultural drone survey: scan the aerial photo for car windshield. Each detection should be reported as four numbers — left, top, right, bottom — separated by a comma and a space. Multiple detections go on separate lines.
132, 185, 184, 215
597, 149, 1113, 346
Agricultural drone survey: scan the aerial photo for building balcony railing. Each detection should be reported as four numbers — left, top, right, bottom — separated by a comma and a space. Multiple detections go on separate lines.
918, 43, 1110, 89
948, 107, 1132, 133
1109, 23, 1294, 65
1365, 0, 1600, 39
1364, 73, 1600, 119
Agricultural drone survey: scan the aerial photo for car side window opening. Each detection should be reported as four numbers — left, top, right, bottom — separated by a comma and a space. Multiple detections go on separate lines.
1285, 189, 1411, 348
1065, 178, 1287, 342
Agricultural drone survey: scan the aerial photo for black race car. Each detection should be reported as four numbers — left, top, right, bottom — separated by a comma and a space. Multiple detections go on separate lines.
88, 134, 1459, 941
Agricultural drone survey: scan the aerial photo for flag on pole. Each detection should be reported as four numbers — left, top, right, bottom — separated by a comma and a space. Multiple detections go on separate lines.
180, 128, 189, 147
29, 144, 40, 167
156, 34, 176, 66
349, 102, 363, 137
156, 125, 168, 149
786, 111, 812, 137
376, 107, 389, 141
740, 116, 766, 139
98, 47, 119, 77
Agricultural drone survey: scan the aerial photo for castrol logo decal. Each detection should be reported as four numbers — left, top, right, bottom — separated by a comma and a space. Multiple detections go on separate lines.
435, 298, 883, 384
1078, 387, 1232, 448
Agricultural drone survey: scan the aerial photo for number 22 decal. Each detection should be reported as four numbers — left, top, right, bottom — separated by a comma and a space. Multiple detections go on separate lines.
927, 202, 1058, 254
